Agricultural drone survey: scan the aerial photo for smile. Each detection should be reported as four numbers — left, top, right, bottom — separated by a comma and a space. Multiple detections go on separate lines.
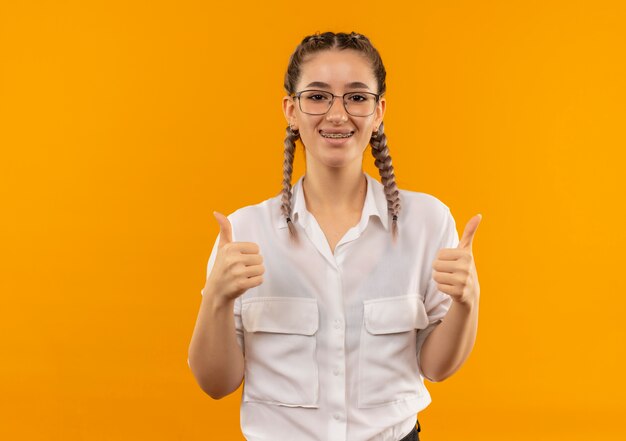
319, 131, 354, 138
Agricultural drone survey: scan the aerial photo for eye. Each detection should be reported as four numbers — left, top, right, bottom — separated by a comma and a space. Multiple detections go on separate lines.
308, 94, 329, 101
348, 94, 367, 102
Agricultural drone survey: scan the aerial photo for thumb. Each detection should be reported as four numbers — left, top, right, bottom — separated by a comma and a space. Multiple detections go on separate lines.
213, 211, 233, 247
457, 213, 482, 251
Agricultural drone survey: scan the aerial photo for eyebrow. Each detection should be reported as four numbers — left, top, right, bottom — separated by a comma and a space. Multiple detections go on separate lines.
305, 81, 371, 90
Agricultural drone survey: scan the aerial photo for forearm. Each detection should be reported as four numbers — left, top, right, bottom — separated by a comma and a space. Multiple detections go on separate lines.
419, 295, 479, 382
188, 289, 245, 399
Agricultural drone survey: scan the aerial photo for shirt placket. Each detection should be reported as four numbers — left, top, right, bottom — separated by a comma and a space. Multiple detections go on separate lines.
327, 262, 347, 441
303, 217, 370, 441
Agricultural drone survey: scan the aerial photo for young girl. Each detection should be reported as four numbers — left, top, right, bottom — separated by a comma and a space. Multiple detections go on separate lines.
188, 31, 481, 441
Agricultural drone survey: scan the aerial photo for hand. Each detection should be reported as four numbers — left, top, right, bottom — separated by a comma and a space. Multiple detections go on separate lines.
202, 211, 265, 302
431, 214, 482, 307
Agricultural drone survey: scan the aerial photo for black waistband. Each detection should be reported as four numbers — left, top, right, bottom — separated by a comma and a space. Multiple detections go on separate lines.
398, 418, 421, 441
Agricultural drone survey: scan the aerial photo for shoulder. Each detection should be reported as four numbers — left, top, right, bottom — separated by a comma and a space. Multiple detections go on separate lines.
397, 187, 452, 223
222, 191, 283, 238
395, 188, 456, 246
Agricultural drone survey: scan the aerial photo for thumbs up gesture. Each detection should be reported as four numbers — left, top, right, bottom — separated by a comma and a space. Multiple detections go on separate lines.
431, 214, 482, 307
202, 211, 265, 303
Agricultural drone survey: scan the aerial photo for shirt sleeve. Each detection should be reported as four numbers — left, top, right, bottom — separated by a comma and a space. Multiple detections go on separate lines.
416, 206, 459, 381
200, 221, 244, 353
234, 296, 244, 353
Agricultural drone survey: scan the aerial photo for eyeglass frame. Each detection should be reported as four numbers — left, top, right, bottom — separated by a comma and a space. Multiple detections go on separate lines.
290, 89, 382, 117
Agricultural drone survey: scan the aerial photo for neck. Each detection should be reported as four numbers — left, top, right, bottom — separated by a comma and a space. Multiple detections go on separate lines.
302, 167, 367, 215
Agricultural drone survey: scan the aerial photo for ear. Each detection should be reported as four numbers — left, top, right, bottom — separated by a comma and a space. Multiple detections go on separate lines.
283, 95, 298, 128
372, 96, 386, 132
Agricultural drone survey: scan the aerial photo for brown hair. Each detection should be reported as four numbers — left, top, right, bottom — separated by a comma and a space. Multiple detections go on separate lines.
281, 31, 401, 244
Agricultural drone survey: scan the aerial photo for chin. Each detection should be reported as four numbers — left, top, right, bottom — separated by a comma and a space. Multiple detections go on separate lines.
304, 145, 361, 166
322, 153, 361, 169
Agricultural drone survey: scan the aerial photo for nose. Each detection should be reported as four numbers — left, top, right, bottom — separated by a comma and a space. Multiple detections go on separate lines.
326, 97, 348, 122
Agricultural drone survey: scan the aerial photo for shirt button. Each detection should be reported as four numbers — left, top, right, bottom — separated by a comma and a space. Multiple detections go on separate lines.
333, 368, 340, 376
333, 413, 341, 420
334, 319, 342, 329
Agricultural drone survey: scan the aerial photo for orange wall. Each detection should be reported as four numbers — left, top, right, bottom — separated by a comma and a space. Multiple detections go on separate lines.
1, 1, 625, 439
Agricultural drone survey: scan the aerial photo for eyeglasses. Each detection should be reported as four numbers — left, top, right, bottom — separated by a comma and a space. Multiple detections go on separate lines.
291, 89, 381, 117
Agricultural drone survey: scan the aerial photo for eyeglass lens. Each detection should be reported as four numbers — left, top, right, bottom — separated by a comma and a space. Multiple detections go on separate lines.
298, 90, 377, 116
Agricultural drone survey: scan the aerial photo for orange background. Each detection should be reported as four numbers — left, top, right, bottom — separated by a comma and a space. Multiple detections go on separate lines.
1, 0, 625, 440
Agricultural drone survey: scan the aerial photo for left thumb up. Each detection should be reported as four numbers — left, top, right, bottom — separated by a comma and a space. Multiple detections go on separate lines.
457, 214, 482, 251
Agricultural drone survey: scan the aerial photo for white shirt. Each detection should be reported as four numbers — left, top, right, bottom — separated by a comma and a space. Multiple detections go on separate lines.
201, 171, 459, 441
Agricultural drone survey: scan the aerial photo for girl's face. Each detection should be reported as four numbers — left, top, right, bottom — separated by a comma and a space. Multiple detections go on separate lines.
283, 49, 386, 170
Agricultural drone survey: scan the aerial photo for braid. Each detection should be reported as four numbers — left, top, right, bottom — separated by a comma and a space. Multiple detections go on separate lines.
305, 33, 326, 44
280, 125, 300, 243
347, 31, 362, 43
370, 121, 401, 243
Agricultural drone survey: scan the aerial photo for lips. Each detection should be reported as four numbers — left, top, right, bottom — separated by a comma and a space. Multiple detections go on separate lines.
320, 132, 354, 140
319, 129, 355, 135
319, 130, 355, 140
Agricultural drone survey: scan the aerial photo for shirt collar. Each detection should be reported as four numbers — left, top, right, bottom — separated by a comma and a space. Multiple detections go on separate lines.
276, 171, 389, 231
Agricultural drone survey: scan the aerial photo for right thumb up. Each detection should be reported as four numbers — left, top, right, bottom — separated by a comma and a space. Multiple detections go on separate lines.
208, 210, 265, 301
213, 211, 232, 247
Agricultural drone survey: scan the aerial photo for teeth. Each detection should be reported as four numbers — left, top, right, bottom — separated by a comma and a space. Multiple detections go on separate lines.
321, 131, 353, 138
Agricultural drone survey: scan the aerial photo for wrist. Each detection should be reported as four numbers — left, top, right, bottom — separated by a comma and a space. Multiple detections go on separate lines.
202, 286, 233, 311
454, 292, 479, 311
